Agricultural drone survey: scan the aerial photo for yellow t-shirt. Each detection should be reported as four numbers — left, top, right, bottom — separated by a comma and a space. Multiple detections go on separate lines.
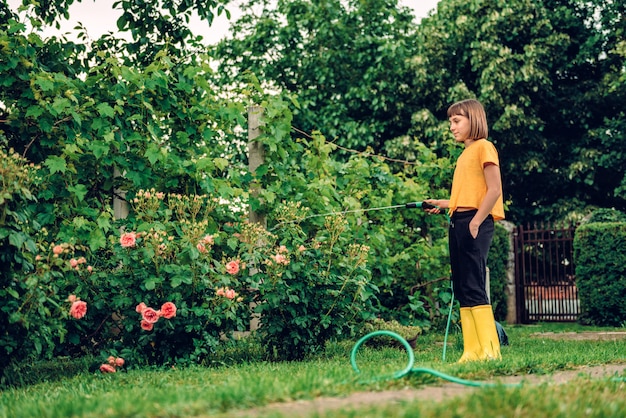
449, 139, 505, 221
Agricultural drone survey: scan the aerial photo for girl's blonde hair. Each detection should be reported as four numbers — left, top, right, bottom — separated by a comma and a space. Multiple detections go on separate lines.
447, 99, 488, 140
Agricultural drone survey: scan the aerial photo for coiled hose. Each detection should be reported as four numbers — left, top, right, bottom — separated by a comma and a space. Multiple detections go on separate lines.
349, 330, 515, 387
350, 330, 626, 386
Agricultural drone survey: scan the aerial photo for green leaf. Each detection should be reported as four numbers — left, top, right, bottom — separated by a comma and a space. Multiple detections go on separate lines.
96, 103, 115, 118
8, 231, 26, 248
44, 156, 67, 174
34, 77, 54, 92
25, 105, 44, 118
89, 141, 110, 159
213, 157, 229, 171
51, 97, 71, 115
145, 278, 156, 290
68, 184, 88, 201
89, 228, 107, 251
145, 144, 163, 165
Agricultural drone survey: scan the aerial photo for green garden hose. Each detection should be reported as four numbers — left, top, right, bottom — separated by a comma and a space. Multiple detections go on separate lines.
350, 330, 626, 386
349, 330, 515, 387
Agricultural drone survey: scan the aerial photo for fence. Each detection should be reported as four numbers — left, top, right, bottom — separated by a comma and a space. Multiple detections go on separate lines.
514, 223, 579, 323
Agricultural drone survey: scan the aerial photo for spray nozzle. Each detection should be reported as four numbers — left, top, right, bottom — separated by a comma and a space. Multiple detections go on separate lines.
405, 201, 435, 210
405, 201, 445, 214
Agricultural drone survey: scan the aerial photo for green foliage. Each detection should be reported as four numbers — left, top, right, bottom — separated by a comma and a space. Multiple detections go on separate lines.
9, 0, 231, 62
404, 0, 626, 223
489, 222, 511, 321
214, 0, 420, 152
2, 0, 534, 370
573, 222, 626, 326
84, 191, 253, 366
583, 208, 626, 224
254, 210, 379, 361
0, 146, 43, 371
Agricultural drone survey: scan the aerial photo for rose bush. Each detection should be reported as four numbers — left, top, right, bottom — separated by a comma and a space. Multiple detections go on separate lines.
251, 204, 379, 360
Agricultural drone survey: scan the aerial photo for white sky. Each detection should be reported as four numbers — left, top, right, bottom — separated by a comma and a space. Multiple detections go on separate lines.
7, 0, 440, 44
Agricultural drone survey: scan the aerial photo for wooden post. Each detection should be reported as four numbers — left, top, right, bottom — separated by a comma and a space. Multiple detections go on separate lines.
247, 105, 265, 331
113, 167, 129, 220
248, 105, 266, 227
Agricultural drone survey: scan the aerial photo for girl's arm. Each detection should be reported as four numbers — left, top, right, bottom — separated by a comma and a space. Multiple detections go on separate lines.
469, 163, 502, 238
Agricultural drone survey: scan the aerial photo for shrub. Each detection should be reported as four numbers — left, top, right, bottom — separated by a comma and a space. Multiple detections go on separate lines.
583, 208, 626, 224
574, 222, 626, 326
4, 189, 380, 367
254, 206, 378, 360
0, 147, 46, 372
489, 222, 511, 321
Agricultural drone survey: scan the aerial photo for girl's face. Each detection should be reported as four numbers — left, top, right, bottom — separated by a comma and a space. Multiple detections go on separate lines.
449, 113, 471, 143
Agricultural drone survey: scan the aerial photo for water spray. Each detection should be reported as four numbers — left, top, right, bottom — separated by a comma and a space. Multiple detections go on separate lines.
270, 201, 444, 231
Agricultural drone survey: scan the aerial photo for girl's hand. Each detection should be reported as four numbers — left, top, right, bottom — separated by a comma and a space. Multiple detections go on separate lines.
423, 199, 445, 215
469, 220, 480, 239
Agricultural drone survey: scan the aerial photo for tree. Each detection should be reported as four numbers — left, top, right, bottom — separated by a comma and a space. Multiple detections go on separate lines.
213, 0, 420, 152
401, 0, 626, 223
6, 0, 232, 62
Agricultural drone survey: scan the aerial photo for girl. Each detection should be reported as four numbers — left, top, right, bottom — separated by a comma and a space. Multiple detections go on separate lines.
425, 99, 504, 362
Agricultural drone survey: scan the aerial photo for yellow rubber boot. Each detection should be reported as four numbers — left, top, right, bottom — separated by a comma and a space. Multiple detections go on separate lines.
458, 307, 481, 363
471, 305, 502, 360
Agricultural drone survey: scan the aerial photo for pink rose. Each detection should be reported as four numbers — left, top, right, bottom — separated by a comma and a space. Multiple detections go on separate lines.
107, 356, 116, 366
68, 294, 77, 303
203, 234, 214, 245
99, 364, 116, 374
120, 232, 137, 248
115, 357, 125, 367
52, 245, 63, 255
141, 307, 160, 324
225, 260, 240, 275
272, 253, 289, 265
135, 302, 147, 313
160, 302, 177, 319
69, 258, 78, 268
297, 245, 306, 252
140, 320, 154, 331
87, 265, 93, 273
216, 288, 225, 297
225, 289, 237, 300
197, 243, 207, 253
69, 300, 87, 319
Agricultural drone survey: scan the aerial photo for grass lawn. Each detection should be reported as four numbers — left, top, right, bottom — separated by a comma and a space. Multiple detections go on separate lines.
1, 322, 625, 417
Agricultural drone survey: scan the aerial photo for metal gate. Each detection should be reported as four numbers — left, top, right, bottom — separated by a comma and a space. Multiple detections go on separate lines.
514, 223, 579, 323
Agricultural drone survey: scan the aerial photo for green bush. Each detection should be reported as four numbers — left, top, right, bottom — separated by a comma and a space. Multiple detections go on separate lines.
489, 222, 510, 321
255, 208, 378, 360
573, 222, 626, 326
4, 185, 381, 367
0, 147, 48, 372
583, 208, 626, 224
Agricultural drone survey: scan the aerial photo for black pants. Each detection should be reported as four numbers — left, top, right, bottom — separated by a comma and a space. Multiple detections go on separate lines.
449, 210, 494, 307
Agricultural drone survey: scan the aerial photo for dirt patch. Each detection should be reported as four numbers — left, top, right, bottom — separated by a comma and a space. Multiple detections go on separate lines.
227, 364, 625, 418
531, 331, 626, 341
